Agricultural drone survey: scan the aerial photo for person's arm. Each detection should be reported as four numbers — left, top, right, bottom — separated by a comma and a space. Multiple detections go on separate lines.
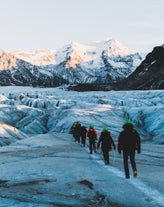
85, 128, 87, 137
118, 133, 123, 154
86, 130, 89, 137
136, 132, 141, 153
110, 136, 116, 150
94, 129, 98, 139
97, 135, 102, 149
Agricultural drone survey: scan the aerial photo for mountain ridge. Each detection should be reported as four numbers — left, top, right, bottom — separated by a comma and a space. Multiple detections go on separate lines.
67, 44, 164, 91
117, 45, 164, 90
0, 38, 143, 87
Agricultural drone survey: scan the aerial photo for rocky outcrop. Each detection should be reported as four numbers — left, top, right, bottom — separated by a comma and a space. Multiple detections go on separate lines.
117, 45, 164, 90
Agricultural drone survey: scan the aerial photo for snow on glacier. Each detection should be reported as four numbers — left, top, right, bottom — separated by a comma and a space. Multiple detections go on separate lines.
0, 86, 163, 207
0, 86, 163, 144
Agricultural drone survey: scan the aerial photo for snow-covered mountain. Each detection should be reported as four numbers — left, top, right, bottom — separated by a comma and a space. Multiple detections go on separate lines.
0, 55, 68, 87
0, 39, 143, 86
13, 49, 56, 66
69, 44, 164, 91
0, 49, 17, 70
51, 39, 142, 84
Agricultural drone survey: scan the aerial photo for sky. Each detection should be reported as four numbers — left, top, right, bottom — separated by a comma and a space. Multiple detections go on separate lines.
0, 0, 163, 53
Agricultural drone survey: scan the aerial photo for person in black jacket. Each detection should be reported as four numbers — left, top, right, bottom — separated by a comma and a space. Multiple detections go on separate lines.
73, 122, 81, 143
97, 127, 116, 165
80, 125, 87, 147
118, 120, 141, 179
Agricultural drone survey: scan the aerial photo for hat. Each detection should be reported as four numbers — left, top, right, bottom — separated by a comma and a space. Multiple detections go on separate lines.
125, 119, 131, 124
89, 124, 94, 128
103, 127, 108, 131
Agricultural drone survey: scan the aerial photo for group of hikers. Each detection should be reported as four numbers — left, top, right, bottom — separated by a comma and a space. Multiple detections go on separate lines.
71, 119, 141, 179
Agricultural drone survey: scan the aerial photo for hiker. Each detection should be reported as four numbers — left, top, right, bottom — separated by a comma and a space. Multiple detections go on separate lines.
86, 124, 98, 154
118, 119, 141, 179
73, 122, 81, 143
97, 127, 116, 165
71, 122, 76, 134
80, 125, 87, 147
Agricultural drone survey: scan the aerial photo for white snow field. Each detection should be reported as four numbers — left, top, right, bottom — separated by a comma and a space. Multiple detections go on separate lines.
0, 86, 163, 207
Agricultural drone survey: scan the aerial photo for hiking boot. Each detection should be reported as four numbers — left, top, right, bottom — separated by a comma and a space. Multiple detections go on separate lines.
105, 161, 110, 165
133, 170, 137, 178
125, 175, 130, 179
89, 151, 92, 154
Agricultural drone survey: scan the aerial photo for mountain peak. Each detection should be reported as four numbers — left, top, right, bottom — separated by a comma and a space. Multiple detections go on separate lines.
91, 38, 134, 56
0, 50, 17, 70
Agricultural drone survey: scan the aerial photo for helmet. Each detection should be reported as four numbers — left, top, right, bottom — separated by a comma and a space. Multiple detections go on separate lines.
125, 119, 131, 124
89, 124, 94, 128
103, 127, 108, 131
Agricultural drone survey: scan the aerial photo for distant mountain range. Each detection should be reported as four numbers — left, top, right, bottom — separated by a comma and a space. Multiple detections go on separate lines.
0, 39, 163, 90
0, 39, 143, 87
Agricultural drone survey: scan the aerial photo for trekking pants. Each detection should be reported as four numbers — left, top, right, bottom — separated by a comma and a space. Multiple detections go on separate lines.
73, 133, 80, 143
102, 148, 110, 163
123, 149, 137, 177
81, 136, 86, 146
89, 138, 96, 153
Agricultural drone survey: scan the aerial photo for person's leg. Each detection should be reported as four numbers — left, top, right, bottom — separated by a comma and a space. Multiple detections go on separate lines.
73, 134, 77, 142
123, 151, 130, 178
83, 137, 86, 147
89, 139, 92, 153
93, 139, 96, 153
82, 136, 86, 147
130, 150, 137, 177
77, 135, 80, 143
106, 149, 110, 164
107, 150, 110, 164
102, 149, 108, 164
81, 136, 84, 145
102, 150, 106, 163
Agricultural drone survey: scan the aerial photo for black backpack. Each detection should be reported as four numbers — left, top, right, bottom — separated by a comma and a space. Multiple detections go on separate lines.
101, 131, 112, 148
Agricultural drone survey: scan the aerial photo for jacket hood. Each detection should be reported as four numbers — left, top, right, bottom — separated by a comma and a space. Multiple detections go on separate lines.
123, 123, 134, 131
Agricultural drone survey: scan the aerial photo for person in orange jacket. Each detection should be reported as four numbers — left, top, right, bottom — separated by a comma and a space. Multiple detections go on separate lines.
86, 124, 98, 154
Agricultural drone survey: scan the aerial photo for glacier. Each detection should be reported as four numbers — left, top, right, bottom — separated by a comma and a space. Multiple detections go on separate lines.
0, 86, 163, 207
0, 86, 163, 144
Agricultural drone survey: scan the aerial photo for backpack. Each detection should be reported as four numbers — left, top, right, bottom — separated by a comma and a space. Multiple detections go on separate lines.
101, 131, 112, 148
88, 130, 96, 139
81, 126, 87, 137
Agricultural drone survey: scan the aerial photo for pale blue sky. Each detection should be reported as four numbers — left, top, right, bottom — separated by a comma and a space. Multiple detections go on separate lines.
0, 0, 163, 53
